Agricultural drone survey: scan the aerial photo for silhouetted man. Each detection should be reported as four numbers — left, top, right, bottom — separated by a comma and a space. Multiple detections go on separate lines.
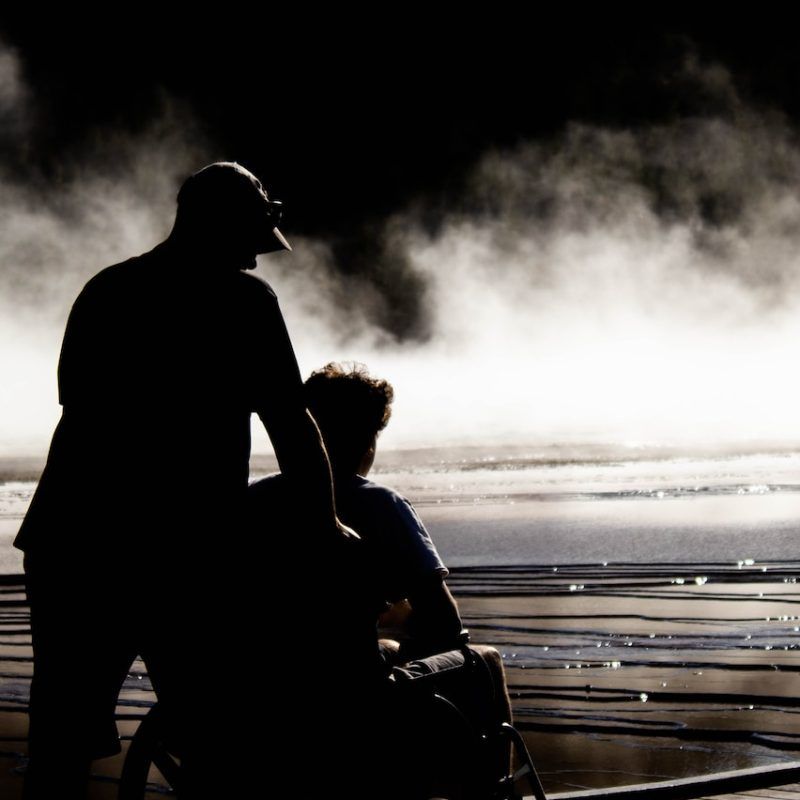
15, 162, 350, 798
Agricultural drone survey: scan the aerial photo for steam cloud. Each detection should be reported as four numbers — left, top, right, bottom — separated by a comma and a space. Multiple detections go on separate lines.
2, 42, 799, 456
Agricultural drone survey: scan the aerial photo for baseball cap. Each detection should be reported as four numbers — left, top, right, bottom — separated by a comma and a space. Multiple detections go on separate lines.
177, 161, 292, 253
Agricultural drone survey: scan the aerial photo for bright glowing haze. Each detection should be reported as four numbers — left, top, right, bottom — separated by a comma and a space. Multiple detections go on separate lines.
1, 46, 799, 456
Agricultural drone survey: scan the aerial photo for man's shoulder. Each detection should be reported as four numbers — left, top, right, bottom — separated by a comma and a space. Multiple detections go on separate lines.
350, 476, 404, 500
236, 274, 283, 323
237, 271, 278, 299
247, 472, 285, 502
249, 472, 284, 487
344, 476, 448, 581
345, 477, 418, 518
64, 257, 146, 324
79, 247, 159, 299
79, 249, 279, 304
246, 473, 292, 527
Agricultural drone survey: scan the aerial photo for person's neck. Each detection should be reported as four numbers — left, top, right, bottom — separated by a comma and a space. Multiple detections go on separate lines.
333, 469, 362, 487
163, 231, 239, 274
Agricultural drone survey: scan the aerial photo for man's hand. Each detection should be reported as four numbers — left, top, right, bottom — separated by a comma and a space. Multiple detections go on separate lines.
336, 519, 361, 541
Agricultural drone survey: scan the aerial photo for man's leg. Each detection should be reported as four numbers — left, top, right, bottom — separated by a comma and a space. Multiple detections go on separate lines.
138, 577, 245, 799
23, 552, 136, 799
468, 644, 514, 779
468, 644, 513, 724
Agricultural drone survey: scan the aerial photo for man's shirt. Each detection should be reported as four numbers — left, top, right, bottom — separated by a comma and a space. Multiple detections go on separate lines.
248, 472, 448, 606
15, 239, 304, 560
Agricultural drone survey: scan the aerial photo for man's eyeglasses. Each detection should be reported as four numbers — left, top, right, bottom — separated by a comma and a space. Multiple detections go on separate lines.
266, 199, 283, 225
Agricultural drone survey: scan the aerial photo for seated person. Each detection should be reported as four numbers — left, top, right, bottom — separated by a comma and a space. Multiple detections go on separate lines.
247, 362, 511, 797
249, 362, 464, 662
315, 361, 464, 661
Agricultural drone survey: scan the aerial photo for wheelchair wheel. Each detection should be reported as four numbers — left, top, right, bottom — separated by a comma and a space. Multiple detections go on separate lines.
426, 695, 547, 800
119, 704, 181, 799
386, 642, 547, 800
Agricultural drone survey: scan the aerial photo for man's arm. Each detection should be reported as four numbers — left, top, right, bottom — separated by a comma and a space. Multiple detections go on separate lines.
259, 401, 347, 531
251, 283, 356, 539
397, 574, 464, 659
374, 491, 462, 658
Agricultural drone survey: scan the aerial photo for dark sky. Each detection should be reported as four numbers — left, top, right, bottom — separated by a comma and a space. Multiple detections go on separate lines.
4, 21, 800, 232
2, 20, 800, 338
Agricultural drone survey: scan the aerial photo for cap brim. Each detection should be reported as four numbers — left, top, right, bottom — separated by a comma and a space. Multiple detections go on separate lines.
271, 226, 292, 252
255, 225, 292, 254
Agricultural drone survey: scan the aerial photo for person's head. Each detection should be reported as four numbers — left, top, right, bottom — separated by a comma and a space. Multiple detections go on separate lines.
170, 161, 291, 270
304, 362, 394, 478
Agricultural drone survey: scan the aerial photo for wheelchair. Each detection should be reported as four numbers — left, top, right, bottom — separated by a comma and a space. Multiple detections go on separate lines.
118, 633, 547, 800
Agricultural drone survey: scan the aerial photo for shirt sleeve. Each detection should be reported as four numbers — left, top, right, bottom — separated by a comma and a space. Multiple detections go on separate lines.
378, 492, 448, 601
57, 275, 111, 408
395, 495, 450, 577
244, 277, 305, 416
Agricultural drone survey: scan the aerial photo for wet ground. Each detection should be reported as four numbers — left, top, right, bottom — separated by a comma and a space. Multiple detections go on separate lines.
0, 561, 798, 797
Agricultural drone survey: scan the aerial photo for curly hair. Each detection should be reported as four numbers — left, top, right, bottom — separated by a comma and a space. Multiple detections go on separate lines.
304, 362, 394, 473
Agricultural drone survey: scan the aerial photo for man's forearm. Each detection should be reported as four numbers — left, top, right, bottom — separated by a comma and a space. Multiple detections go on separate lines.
401, 578, 464, 657
258, 406, 339, 526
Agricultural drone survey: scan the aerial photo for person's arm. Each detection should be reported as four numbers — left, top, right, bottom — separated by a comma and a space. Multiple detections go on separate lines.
251, 283, 357, 540
57, 274, 109, 411
397, 574, 464, 660
372, 491, 462, 658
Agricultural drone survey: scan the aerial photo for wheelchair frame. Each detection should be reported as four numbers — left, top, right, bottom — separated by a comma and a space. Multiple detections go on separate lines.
118, 638, 547, 800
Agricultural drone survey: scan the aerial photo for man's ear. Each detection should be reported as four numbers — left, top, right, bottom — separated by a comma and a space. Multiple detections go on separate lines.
357, 436, 377, 476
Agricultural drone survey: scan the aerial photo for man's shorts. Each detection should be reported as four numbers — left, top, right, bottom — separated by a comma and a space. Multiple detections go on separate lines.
376, 644, 514, 799
23, 551, 218, 763
24, 551, 141, 760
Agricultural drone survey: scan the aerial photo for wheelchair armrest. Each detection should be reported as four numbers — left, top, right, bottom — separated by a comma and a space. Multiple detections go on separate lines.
395, 629, 472, 664
456, 629, 476, 661
456, 629, 484, 669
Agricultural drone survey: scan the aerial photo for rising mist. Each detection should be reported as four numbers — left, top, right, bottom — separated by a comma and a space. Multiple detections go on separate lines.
1, 44, 799, 455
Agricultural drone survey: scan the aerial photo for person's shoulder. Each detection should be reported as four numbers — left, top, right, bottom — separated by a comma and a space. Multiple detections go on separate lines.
247, 472, 285, 499
85, 258, 137, 288
350, 477, 419, 517
348, 476, 448, 579
80, 247, 157, 296
246, 472, 290, 520
236, 271, 278, 300
231, 272, 281, 321
350, 475, 397, 499
249, 471, 284, 488
68, 252, 150, 318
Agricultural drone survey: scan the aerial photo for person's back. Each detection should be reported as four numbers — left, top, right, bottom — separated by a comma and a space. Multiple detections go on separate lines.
17, 239, 303, 570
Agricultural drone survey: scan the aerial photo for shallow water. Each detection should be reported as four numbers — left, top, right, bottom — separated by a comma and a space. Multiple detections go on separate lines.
0, 563, 797, 796
453, 563, 800, 792
0, 445, 797, 795
2, 445, 798, 571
